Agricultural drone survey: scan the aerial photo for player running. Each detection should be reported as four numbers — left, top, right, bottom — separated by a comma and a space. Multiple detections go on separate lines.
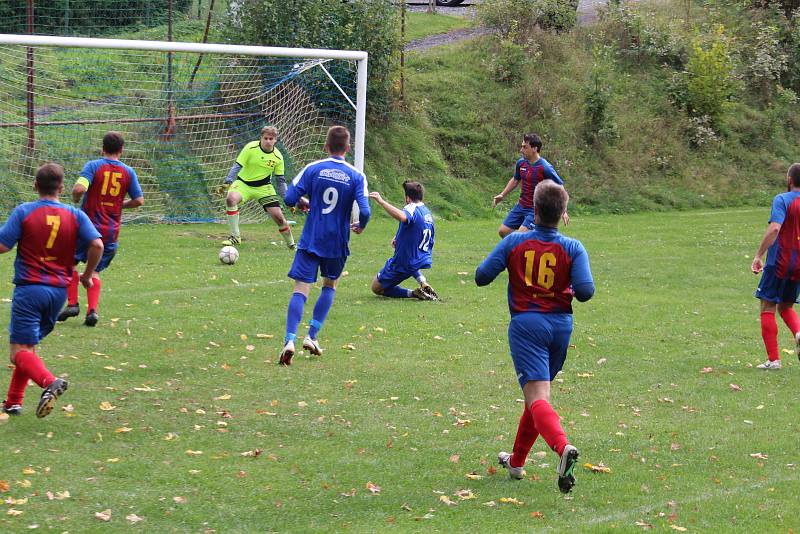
57, 131, 144, 327
751, 163, 800, 370
221, 125, 295, 249
369, 181, 438, 301
279, 126, 370, 365
492, 133, 568, 237
476, 180, 594, 493
1, 163, 103, 418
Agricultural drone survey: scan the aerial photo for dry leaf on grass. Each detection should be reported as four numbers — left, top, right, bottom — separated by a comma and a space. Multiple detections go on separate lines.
126, 514, 144, 523
366, 482, 381, 494
499, 497, 524, 505
584, 463, 612, 473
439, 495, 456, 506
449, 454, 460, 463
94, 509, 111, 521
99, 401, 115, 411
730, 383, 742, 392
465, 472, 483, 480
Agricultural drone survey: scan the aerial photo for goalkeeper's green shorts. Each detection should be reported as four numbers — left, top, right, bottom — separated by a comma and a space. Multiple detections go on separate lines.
229, 179, 280, 208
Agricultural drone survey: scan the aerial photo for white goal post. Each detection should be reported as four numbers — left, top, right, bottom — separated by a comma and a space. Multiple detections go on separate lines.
0, 34, 368, 223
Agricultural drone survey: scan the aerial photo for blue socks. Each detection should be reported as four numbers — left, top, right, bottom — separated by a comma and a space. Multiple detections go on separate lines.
383, 285, 412, 298
285, 292, 307, 343
309, 286, 335, 338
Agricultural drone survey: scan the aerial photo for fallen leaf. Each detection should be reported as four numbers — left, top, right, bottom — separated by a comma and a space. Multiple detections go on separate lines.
173, 496, 187, 504
185, 450, 203, 456
700, 367, 713, 373
342, 344, 356, 351
214, 394, 231, 401
99, 401, 115, 411
583, 462, 612, 473
94, 509, 111, 521
126, 514, 144, 523
449, 454, 460, 463
7, 509, 23, 516
115, 427, 133, 434
240, 449, 262, 458
439, 495, 456, 506
366, 482, 381, 494
670, 526, 687, 532
256, 333, 274, 339
22, 468, 35, 475
0, 413, 9, 424
531, 511, 544, 518
0, 480, 8, 492
499, 497, 524, 505
454, 489, 476, 500
730, 383, 742, 392
577, 372, 594, 378
465, 472, 483, 480
750, 452, 768, 460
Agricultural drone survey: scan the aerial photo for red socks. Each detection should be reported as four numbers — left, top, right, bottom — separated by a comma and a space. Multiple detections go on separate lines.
67, 271, 79, 306
13, 350, 54, 389
760, 311, 780, 361
87, 276, 101, 312
5, 366, 29, 407
779, 308, 800, 336
531, 399, 569, 456
510, 406, 539, 468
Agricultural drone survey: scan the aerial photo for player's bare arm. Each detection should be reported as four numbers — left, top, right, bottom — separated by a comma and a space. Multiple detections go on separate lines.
0, 244, 10, 254
493, 178, 519, 208
752, 222, 782, 273
80, 238, 104, 288
123, 196, 144, 209
71, 183, 87, 203
369, 191, 407, 223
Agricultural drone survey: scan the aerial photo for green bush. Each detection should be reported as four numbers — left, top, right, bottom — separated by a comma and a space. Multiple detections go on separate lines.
684, 25, 736, 121
583, 46, 617, 145
489, 38, 530, 83
478, 0, 577, 38
227, 0, 400, 119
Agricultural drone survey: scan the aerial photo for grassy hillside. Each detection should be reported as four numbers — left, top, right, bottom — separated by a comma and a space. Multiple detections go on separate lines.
365, 0, 800, 217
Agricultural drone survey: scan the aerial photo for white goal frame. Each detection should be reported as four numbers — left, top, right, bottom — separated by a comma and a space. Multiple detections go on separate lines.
0, 33, 369, 181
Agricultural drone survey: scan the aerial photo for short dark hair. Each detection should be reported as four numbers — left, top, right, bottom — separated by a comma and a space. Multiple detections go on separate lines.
35, 163, 64, 196
789, 163, 800, 187
102, 131, 125, 155
326, 126, 350, 154
534, 180, 568, 225
402, 180, 424, 202
523, 133, 542, 152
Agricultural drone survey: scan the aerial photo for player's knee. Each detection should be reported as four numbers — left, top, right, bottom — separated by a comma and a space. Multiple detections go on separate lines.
371, 279, 383, 295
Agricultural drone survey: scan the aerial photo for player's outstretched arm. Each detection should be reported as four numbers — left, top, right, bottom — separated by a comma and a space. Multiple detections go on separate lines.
492, 178, 519, 208
369, 192, 407, 223
475, 239, 512, 286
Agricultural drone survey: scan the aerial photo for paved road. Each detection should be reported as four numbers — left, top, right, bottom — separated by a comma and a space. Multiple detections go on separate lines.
407, 0, 604, 25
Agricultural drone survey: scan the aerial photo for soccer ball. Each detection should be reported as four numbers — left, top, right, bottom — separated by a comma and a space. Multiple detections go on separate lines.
219, 245, 239, 265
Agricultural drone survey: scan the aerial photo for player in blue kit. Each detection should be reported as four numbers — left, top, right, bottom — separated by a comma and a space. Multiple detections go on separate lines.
279, 126, 371, 365
0, 163, 103, 418
751, 163, 800, 370
369, 181, 438, 301
476, 180, 594, 493
492, 133, 568, 237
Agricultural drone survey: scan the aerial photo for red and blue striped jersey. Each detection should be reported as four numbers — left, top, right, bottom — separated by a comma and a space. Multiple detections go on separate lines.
514, 157, 562, 209
766, 191, 800, 280
79, 158, 142, 246
476, 227, 593, 315
0, 200, 101, 287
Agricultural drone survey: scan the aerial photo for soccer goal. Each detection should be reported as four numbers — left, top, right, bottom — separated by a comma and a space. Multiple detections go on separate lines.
0, 34, 367, 223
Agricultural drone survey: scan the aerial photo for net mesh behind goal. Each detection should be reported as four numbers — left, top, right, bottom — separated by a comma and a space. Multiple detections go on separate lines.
0, 42, 358, 223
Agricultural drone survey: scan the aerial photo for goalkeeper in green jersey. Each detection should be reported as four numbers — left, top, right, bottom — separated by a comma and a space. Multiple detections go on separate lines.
221, 125, 295, 249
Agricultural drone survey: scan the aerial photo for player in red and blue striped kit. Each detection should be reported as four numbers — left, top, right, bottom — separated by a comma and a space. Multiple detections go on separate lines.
476, 180, 594, 493
751, 163, 800, 370
492, 134, 568, 238
57, 132, 144, 327
0, 163, 103, 418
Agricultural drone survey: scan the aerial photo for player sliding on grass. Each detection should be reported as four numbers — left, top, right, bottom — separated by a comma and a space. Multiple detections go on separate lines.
279, 126, 371, 365
369, 181, 438, 301
57, 131, 144, 327
476, 180, 594, 493
751, 163, 800, 370
1, 163, 103, 418
222, 125, 296, 249
492, 133, 568, 237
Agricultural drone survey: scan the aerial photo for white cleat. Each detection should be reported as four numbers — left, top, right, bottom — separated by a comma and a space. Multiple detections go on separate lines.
302, 336, 322, 356
279, 340, 295, 366
756, 359, 782, 370
498, 451, 525, 480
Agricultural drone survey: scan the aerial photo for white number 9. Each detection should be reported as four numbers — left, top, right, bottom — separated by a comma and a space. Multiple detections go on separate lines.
321, 187, 339, 214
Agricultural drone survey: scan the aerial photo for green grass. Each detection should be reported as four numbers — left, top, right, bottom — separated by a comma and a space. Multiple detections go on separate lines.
1, 208, 798, 531
403, 12, 474, 42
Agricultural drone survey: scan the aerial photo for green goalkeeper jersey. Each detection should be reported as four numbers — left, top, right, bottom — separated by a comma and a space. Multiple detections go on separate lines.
234, 141, 284, 187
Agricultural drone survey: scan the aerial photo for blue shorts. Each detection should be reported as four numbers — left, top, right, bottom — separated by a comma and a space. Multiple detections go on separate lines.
377, 257, 423, 288
521, 212, 535, 230
508, 312, 573, 387
755, 266, 800, 303
9, 285, 67, 345
288, 249, 347, 283
502, 203, 533, 230
76, 244, 117, 273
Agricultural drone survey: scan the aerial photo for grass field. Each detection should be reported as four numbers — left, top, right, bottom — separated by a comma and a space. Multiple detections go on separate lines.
1, 208, 799, 532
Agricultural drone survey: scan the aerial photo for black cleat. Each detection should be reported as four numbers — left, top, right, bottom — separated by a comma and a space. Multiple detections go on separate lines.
2, 403, 22, 416
36, 378, 68, 419
557, 444, 579, 494
84, 310, 99, 327
420, 283, 439, 301
57, 304, 80, 322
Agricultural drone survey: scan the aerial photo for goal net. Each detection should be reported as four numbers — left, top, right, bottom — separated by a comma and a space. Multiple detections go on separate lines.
0, 35, 367, 223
